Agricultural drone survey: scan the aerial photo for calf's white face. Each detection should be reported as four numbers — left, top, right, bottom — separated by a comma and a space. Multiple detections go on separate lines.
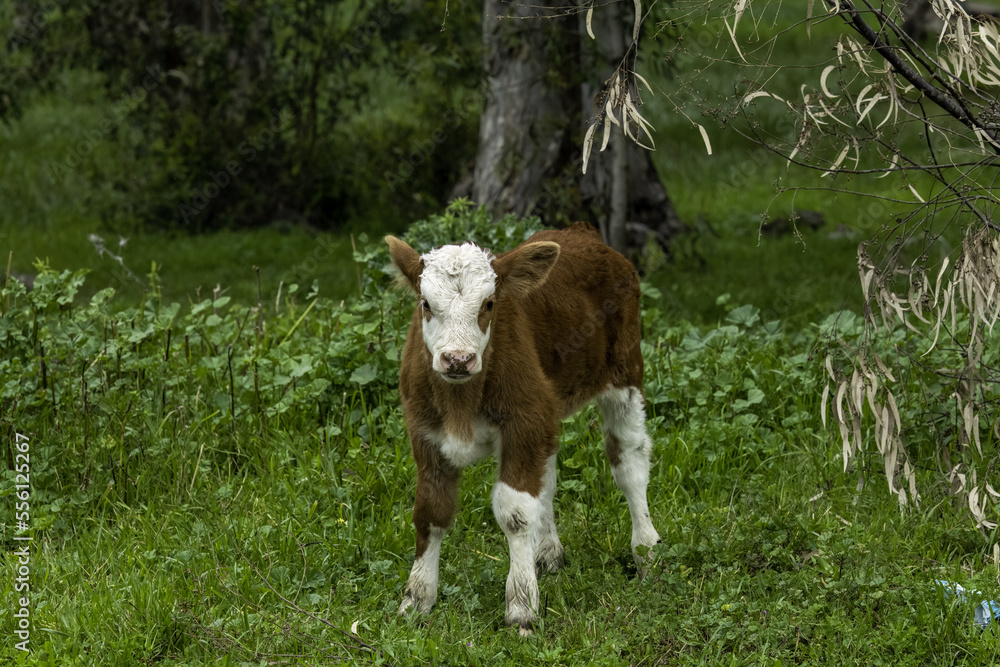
386, 234, 560, 385
418, 243, 496, 383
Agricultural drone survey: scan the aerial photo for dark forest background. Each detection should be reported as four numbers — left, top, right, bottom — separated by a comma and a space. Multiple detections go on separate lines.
3, 0, 486, 234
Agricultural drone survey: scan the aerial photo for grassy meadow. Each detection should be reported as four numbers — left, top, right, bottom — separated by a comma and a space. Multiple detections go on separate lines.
3, 5, 1000, 667
2, 203, 999, 666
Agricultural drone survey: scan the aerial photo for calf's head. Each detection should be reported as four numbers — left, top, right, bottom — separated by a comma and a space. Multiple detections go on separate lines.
386, 236, 560, 384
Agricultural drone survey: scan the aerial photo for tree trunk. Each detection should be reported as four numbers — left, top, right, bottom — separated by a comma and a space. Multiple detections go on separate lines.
471, 0, 683, 258
472, 0, 580, 218
603, 0, 629, 253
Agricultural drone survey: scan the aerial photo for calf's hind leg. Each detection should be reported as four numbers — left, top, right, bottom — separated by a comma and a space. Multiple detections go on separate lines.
534, 451, 565, 575
595, 386, 660, 574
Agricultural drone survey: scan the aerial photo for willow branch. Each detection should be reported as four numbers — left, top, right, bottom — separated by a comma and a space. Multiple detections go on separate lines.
825, 0, 1000, 155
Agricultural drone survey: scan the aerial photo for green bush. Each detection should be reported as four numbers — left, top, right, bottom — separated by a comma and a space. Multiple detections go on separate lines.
1, 0, 482, 233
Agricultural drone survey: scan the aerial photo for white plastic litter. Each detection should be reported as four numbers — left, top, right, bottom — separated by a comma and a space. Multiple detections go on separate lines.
936, 580, 1000, 630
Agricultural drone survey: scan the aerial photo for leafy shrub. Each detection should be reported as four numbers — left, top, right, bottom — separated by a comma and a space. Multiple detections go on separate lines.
0, 200, 540, 529
639, 295, 823, 496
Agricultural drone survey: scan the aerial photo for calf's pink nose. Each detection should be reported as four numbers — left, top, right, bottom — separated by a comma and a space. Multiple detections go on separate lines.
441, 351, 476, 372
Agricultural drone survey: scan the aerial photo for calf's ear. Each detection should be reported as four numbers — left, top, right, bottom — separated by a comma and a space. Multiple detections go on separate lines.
493, 241, 560, 297
385, 236, 423, 294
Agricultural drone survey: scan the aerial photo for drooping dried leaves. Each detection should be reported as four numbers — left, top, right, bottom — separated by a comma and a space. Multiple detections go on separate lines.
725, 0, 1000, 529
581, 0, 675, 173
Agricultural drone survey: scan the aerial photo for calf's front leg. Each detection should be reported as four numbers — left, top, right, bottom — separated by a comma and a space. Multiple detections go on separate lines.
492, 479, 543, 633
399, 457, 459, 616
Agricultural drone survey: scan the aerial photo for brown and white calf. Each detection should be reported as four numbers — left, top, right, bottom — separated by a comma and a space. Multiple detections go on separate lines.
386, 222, 660, 633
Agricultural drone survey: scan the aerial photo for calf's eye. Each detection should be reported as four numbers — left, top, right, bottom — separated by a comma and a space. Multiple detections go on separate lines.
485, 299, 494, 311
421, 299, 431, 313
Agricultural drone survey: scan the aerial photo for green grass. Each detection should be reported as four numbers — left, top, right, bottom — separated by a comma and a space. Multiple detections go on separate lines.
2, 208, 999, 666
649, 222, 863, 326
2, 220, 359, 307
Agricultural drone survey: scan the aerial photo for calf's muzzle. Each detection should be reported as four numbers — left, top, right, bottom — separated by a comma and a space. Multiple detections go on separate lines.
440, 351, 477, 379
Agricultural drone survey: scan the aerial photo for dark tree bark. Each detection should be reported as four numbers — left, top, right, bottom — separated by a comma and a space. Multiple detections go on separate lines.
472, 0, 580, 218
470, 0, 683, 257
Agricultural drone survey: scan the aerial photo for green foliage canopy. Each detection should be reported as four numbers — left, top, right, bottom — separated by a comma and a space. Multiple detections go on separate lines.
2, 0, 483, 232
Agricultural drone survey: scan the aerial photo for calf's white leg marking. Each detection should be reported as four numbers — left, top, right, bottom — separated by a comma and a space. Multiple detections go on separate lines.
492, 482, 541, 633
399, 525, 445, 614
596, 386, 661, 574
534, 452, 564, 574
